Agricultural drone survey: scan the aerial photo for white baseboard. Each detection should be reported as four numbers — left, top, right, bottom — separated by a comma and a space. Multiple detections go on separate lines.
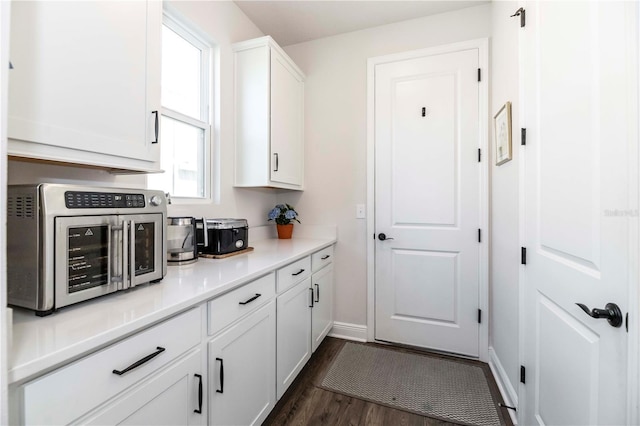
488, 347, 518, 425
328, 321, 367, 342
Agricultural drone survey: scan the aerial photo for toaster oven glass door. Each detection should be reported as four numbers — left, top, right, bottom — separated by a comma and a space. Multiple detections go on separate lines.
55, 215, 121, 309
124, 213, 164, 287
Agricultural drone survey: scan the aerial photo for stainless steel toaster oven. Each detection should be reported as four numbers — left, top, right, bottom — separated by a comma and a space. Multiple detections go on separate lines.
7, 184, 167, 316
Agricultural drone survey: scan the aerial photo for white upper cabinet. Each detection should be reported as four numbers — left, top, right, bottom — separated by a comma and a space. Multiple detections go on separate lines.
8, 1, 162, 172
234, 36, 304, 190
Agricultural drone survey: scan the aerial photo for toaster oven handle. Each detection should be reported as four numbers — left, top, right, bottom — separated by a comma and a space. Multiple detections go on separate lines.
129, 220, 136, 288
122, 220, 130, 289
111, 224, 125, 289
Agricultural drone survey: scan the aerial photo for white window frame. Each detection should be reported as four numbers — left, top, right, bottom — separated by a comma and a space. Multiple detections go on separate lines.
157, 12, 213, 204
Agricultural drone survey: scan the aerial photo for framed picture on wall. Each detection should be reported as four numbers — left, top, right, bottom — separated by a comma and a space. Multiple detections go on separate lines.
494, 102, 512, 166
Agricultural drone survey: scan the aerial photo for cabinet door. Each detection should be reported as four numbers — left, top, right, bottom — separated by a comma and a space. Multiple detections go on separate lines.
276, 278, 312, 399
270, 47, 304, 187
312, 264, 334, 353
209, 301, 276, 426
81, 350, 204, 425
8, 1, 161, 168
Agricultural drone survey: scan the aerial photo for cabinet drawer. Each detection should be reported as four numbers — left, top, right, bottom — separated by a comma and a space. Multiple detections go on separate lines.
276, 256, 311, 293
208, 273, 275, 336
22, 308, 201, 426
311, 246, 334, 272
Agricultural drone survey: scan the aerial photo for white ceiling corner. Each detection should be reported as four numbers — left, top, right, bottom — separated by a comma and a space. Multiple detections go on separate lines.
234, 0, 490, 46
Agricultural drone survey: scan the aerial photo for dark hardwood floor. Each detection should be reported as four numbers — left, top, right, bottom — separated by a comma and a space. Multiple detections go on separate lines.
263, 337, 514, 426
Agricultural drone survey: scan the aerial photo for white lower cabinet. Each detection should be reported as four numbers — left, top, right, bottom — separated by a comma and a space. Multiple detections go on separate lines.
276, 278, 313, 399
80, 350, 205, 425
10, 245, 334, 425
312, 264, 334, 352
17, 308, 201, 425
208, 301, 276, 426
275, 248, 335, 400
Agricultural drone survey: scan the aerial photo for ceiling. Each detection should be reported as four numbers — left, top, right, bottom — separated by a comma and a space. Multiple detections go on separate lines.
234, 1, 489, 46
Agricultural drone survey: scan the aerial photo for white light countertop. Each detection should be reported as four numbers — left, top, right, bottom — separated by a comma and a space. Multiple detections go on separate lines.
8, 236, 336, 384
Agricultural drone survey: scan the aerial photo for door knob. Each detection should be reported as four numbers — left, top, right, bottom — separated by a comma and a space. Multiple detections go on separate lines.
576, 302, 623, 328
378, 233, 394, 241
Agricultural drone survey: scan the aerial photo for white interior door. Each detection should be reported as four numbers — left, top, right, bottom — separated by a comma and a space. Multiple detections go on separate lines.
374, 47, 482, 357
522, 2, 637, 424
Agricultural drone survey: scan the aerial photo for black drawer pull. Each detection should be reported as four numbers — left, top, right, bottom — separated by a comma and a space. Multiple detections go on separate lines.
315, 283, 320, 303
216, 357, 224, 394
239, 293, 262, 305
321, 255, 330, 260
194, 374, 203, 414
292, 269, 305, 276
309, 288, 315, 308
112, 346, 165, 376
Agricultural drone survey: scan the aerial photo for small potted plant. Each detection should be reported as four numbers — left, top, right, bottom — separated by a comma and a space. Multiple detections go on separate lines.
268, 204, 300, 239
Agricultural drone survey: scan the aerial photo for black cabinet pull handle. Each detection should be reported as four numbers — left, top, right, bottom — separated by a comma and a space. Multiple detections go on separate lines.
112, 346, 165, 376
321, 255, 330, 260
152, 110, 159, 144
576, 302, 623, 328
273, 153, 279, 172
292, 269, 305, 276
216, 357, 224, 393
239, 293, 261, 305
194, 374, 203, 414
309, 288, 314, 308
315, 283, 320, 303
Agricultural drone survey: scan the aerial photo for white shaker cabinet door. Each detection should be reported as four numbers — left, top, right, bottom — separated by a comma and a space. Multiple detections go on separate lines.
208, 301, 276, 426
311, 264, 334, 353
276, 278, 312, 399
269, 47, 304, 187
8, 0, 161, 171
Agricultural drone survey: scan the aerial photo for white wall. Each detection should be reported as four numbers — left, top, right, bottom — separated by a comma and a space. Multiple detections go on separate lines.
488, 0, 521, 409
280, 4, 492, 326
7, 1, 276, 229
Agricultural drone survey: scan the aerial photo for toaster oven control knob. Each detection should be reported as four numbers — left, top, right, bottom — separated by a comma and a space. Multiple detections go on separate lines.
149, 195, 163, 206
236, 240, 244, 248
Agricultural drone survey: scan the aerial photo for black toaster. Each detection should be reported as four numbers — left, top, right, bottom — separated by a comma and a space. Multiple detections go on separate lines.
195, 218, 248, 255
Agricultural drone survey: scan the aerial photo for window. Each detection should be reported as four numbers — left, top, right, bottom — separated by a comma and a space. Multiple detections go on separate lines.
148, 14, 211, 199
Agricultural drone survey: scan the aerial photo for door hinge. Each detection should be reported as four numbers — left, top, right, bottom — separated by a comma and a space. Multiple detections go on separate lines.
478, 309, 482, 324
511, 7, 526, 27
521, 128, 527, 146
477, 68, 481, 82
478, 148, 481, 162
520, 365, 526, 384
521, 247, 527, 265
478, 228, 482, 243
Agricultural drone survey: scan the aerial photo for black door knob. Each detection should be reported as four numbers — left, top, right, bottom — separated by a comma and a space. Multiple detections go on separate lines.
576, 302, 623, 328
378, 233, 394, 241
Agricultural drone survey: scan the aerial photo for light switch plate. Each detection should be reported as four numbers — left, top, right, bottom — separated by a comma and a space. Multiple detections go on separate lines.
356, 204, 366, 219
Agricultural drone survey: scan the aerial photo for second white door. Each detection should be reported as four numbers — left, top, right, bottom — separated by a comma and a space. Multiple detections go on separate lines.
374, 47, 482, 356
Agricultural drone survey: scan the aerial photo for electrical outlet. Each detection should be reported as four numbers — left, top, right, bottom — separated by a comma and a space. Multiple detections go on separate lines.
356, 204, 366, 219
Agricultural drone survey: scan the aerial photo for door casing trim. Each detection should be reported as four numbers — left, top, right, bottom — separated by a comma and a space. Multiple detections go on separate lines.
366, 38, 490, 362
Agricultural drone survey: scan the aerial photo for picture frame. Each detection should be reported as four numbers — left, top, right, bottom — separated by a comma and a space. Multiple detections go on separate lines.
494, 102, 512, 166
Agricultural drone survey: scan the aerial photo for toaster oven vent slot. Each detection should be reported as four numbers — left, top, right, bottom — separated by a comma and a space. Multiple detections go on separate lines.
8, 195, 35, 219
